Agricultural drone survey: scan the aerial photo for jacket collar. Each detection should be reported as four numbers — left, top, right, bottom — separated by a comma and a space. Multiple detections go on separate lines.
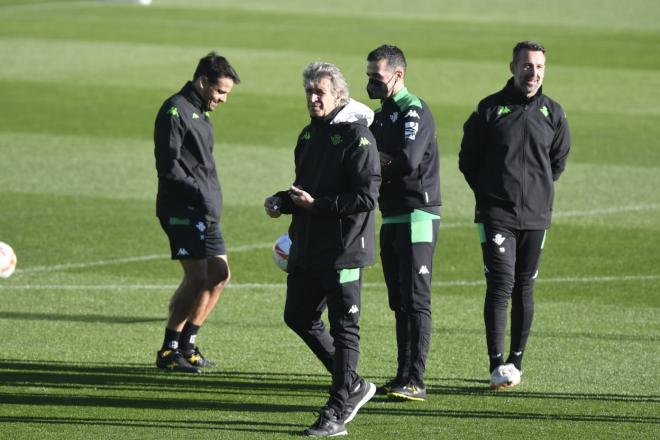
310, 104, 345, 126
390, 87, 410, 106
180, 81, 205, 111
503, 77, 543, 104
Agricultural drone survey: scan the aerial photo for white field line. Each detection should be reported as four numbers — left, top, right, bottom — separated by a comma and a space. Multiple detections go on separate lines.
552, 203, 660, 218
11, 203, 660, 275
14, 243, 273, 274
1, 275, 658, 291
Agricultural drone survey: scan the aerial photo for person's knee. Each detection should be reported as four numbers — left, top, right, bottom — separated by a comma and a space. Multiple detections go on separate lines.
283, 308, 303, 331
208, 257, 230, 287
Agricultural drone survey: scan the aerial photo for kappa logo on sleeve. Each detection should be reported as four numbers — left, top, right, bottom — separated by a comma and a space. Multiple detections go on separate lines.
358, 137, 371, 147
405, 109, 420, 119
167, 106, 179, 118
192, 112, 200, 119
389, 112, 399, 123
404, 121, 419, 140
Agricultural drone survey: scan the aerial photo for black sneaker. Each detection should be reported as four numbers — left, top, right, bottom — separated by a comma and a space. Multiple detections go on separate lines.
303, 407, 347, 437
183, 346, 217, 368
387, 382, 426, 401
375, 378, 401, 395
342, 378, 375, 424
156, 349, 200, 373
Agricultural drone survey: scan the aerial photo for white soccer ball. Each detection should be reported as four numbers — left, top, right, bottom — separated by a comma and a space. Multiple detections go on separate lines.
0, 242, 17, 279
272, 233, 291, 273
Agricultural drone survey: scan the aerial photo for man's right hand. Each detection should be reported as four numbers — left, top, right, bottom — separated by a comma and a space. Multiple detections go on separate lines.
264, 196, 282, 218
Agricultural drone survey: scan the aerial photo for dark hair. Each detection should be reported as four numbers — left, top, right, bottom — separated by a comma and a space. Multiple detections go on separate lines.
367, 44, 407, 70
193, 52, 241, 84
512, 41, 546, 62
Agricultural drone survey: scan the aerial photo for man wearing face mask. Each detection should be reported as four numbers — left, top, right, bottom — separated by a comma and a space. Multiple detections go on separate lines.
459, 41, 570, 389
366, 44, 441, 402
153, 52, 240, 373
264, 62, 380, 436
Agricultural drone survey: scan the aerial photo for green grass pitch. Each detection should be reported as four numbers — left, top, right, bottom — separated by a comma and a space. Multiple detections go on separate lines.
0, 0, 659, 438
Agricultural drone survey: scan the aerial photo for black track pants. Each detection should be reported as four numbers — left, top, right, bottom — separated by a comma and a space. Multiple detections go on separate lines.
479, 224, 545, 361
380, 219, 439, 386
284, 267, 362, 413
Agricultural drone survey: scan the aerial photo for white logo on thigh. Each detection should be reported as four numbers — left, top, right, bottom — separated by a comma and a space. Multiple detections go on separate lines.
492, 234, 505, 245
348, 305, 359, 314
418, 265, 430, 275
177, 248, 189, 256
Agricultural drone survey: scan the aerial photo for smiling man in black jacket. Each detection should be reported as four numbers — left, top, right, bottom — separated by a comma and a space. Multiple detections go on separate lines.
153, 52, 240, 373
459, 41, 571, 389
265, 62, 380, 437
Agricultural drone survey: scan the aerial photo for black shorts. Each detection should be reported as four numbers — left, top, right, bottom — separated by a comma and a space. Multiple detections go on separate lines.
159, 216, 226, 260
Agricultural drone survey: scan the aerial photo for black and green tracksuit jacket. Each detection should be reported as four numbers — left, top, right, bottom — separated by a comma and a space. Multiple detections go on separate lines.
459, 78, 571, 230
369, 87, 441, 217
154, 81, 222, 222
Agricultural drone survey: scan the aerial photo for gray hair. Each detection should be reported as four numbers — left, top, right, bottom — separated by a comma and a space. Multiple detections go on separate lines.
302, 62, 350, 106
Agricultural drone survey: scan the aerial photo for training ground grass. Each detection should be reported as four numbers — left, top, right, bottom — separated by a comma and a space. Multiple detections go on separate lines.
0, 0, 659, 438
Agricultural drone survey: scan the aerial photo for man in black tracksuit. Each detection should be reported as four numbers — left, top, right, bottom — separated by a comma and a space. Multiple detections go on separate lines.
366, 45, 441, 401
459, 41, 570, 389
153, 53, 240, 373
264, 62, 380, 437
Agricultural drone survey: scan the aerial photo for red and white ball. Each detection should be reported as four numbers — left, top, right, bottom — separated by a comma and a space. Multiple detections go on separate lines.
272, 233, 291, 273
0, 242, 17, 279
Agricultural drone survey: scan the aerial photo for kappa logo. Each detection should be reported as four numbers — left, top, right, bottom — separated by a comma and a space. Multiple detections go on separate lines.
358, 137, 371, 147
167, 106, 179, 118
330, 134, 342, 145
195, 222, 206, 233
405, 109, 420, 119
192, 112, 200, 119
389, 112, 398, 123
404, 121, 419, 140
418, 265, 430, 275
301, 131, 311, 140
348, 305, 360, 314
497, 106, 511, 117
539, 106, 550, 117
177, 248, 189, 256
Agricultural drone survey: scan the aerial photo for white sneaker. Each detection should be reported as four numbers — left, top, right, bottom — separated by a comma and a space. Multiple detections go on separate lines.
490, 363, 521, 390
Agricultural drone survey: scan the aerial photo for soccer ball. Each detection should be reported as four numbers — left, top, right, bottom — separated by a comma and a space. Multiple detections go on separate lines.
0, 242, 17, 279
272, 233, 291, 273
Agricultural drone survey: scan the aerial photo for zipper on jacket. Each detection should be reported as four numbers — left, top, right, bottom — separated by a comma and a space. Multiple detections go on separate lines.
521, 104, 529, 227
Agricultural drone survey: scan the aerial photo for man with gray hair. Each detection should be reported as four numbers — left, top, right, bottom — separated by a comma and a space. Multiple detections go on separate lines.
265, 62, 380, 436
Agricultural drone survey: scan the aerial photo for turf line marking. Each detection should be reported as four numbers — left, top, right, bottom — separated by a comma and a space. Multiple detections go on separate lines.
14, 243, 273, 274
553, 203, 660, 218
13, 202, 660, 274
1, 275, 658, 290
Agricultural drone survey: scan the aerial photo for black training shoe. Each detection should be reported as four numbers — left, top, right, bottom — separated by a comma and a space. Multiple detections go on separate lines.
303, 407, 347, 437
183, 346, 217, 368
375, 378, 402, 395
343, 378, 376, 424
387, 382, 427, 401
156, 349, 200, 373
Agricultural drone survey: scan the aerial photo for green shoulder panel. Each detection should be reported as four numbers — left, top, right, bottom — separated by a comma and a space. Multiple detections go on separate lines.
393, 88, 422, 112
